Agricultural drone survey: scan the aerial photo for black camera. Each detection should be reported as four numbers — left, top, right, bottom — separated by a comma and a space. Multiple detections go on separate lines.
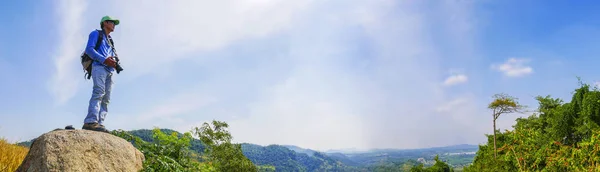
114, 56, 123, 74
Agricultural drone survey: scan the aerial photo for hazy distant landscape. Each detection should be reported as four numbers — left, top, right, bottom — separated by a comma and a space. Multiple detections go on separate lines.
17, 129, 477, 171
319, 144, 478, 168
6, 1, 600, 171
12, 82, 600, 171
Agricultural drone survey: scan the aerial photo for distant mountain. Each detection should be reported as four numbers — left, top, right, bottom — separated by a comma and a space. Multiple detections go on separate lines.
326, 152, 361, 167
443, 144, 479, 149
123, 130, 356, 171
242, 143, 357, 172
16, 129, 478, 171
121, 130, 477, 169
282, 145, 317, 156
326, 144, 479, 154
282, 144, 478, 169
402, 144, 478, 152
326, 144, 479, 169
325, 148, 370, 154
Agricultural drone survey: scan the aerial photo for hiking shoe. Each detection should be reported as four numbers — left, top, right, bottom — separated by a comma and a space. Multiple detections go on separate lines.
82, 123, 109, 133
99, 124, 110, 132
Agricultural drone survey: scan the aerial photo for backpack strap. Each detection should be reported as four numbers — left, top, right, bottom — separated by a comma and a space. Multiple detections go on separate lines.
83, 30, 105, 80
95, 30, 103, 51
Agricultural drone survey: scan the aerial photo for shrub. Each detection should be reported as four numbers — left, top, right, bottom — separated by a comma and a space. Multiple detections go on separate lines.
112, 120, 259, 171
112, 128, 209, 172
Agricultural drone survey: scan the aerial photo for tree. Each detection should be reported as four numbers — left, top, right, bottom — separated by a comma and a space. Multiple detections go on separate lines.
488, 93, 525, 159
410, 155, 453, 172
111, 128, 205, 172
193, 120, 258, 172
466, 80, 600, 171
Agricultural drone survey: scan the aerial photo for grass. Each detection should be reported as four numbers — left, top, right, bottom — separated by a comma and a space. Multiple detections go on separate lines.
0, 137, 29, 172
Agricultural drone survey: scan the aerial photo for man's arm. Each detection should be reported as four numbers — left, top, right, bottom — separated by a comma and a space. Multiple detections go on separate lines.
85, 31, 107, 63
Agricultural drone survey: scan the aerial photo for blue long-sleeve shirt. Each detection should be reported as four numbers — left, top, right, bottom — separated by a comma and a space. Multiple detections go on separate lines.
85, 30, 115, 73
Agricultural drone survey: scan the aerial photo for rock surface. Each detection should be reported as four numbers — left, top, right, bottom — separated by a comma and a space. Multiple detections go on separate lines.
17, 129, 144, 172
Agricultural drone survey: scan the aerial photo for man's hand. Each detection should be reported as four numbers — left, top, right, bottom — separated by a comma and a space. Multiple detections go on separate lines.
103, 57, 117, 68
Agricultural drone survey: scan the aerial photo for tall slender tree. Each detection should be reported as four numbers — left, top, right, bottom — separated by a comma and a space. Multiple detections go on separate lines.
193, 120, 258, 172
488, 93, 525, 159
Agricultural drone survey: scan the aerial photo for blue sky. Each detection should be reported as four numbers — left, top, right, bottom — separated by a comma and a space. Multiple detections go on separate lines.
1, 0, 600, 151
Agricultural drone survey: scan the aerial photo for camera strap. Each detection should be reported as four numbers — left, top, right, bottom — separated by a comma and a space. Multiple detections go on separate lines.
106, 35, 116, 57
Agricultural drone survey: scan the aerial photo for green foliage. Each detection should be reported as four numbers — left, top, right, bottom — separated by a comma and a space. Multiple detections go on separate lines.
113, 120, 262, 172
489, 93, 525, 119
16, 140, 33, 148
362, 159, 423, 172
111, 128, 205, 172
242, 143, 368, 172
193, 120, 258, 172
125, 129, 206, 162
240, 143, 474, 172
488, 93, 526, 159
410, 155, 454, 172
257, 165, 276, 172
465, 81, 600, 171
13, 121, 478, 171
115, 124, 462, 172
242, 144, 304, 171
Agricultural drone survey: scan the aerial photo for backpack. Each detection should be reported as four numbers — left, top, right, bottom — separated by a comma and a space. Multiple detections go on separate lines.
80, 30, 107, 80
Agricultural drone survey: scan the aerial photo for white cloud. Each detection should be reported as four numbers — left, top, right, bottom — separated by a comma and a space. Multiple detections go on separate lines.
108, 0, 315, 78
48, 0, 87, 105
48, 0, 314, 104
492, 58, 533, 77
48, 0, 493, 151
220, 0, 483, 150
433, 94, 531, 145
436, 96, 470, 113
136, 93, 218, 123
443, 74, 468, 86
434, 95, 489, 143
228, 73, 370, 150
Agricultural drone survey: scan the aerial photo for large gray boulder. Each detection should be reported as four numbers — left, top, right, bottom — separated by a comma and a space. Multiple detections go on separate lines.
17, 129, 144, 172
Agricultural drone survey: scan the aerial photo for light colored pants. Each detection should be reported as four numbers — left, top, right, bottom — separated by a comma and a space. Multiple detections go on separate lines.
84, 65, 114, 125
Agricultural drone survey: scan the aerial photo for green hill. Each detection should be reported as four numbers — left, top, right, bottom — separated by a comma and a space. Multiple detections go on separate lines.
283, 145, 317, 156
242, 143, 356, 171
463, 82, 600, 171
16, 128, 469, 171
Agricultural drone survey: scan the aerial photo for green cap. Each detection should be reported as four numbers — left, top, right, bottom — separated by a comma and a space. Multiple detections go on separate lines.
100, 16, 120, 25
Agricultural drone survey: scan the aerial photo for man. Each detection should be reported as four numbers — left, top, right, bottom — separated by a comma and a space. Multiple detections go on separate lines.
82, 16, 120, 132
